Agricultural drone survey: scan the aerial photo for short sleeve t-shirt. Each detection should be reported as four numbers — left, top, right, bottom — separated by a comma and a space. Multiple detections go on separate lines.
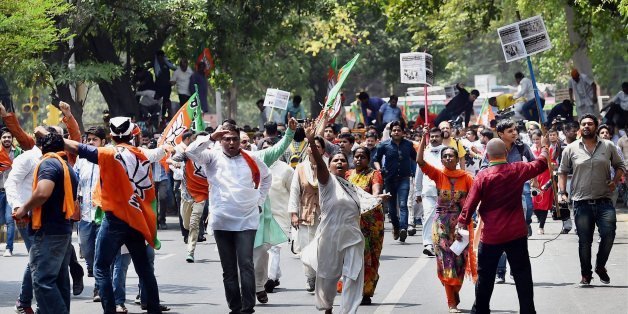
29, 158, 78, 235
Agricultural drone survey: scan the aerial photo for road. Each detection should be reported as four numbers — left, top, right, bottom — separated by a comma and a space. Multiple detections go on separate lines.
1, 208, 627, 314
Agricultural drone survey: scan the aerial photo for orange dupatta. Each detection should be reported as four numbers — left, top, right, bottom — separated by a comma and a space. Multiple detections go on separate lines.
31, 152, 76, 230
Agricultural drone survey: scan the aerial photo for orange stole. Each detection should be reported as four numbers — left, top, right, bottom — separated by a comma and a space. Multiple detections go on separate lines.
0, 148, 12, 172
95, 144, 158, 248
184, 159, 209, 202
31, 152, 76, 230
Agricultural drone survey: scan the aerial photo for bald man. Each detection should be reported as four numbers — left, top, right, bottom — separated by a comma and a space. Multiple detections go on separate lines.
458, 138, 549, 314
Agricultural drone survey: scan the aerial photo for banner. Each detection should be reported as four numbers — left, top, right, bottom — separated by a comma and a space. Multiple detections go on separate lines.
263, 88, 291, 110
400, 52, 434, 86
497, 16, 552, 62
158, 91, 205, 148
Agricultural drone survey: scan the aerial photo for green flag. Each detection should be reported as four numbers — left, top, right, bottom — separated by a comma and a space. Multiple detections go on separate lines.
324, 54, 360, 109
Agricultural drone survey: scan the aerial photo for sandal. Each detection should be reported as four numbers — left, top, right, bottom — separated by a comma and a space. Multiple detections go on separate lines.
115, 304, 128, 313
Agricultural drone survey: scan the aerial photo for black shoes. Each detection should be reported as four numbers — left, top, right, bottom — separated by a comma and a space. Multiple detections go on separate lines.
392, 228, 400, 240
361, 296, 372, 305
579, 275, 592, 287
256, 291, 268, 304
264, 279, 280, 293
197, 235, 207, 242
399, 229, 407, 242
595, 267, 610, 284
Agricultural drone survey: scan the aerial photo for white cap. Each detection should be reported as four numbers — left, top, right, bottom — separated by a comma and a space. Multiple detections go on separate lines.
109, 117, 133, 136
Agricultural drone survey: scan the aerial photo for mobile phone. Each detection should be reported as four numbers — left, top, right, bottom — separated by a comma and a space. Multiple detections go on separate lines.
297, 119, 305, 123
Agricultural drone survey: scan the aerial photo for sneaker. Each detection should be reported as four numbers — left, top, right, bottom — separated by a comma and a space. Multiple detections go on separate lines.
186, 254, 194, 263
115, 304, 128, 313
73, 274, 84, 296
134, 294, 141, 304
399, 229, 407, 242
407, 225, 416, 236
93, 288, 101, 302
256, 291, 268, 303
306, 278, 315, 292
197, 235, 207, 242
579, 275, 592, 287
495, 275, 505, 284
422, 246, 435, 257
595, 268, 610, 284
3, 249, 12, 257
392, 228, 400, 240
14, 303, 35, 314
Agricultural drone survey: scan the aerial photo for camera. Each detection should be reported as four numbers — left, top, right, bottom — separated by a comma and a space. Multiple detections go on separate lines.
552, 201, 571, 221
530, 187, 541, 197
495, 107, 515, 120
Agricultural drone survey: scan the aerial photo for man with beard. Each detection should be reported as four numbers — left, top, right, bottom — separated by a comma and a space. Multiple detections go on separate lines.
439, 121, 466, 170
414, 127, 446, 256
0, 126, 21, 257
558, 114, 625, 286
374, 121, 417, 242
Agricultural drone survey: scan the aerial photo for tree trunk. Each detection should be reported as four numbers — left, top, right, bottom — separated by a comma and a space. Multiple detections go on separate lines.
84, 30, 139, 119
564, 4, 594, 77
226, 82, 238, 120
308, 55, 327, 118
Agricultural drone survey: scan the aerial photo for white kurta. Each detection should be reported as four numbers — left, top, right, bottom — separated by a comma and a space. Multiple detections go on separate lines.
268, 160, 294, 234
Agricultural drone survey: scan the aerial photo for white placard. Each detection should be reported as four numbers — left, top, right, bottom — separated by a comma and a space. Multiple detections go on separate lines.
450, 229, 469, 256
497, 15, 552, 62
400, 52, 433, 86
263, 88, 291, 110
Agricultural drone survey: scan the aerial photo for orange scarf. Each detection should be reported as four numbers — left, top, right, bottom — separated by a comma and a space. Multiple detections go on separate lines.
240, 150, 260, 189
0, 148, 13, 172
31, 152, 76, 230
184, 159, 209, 202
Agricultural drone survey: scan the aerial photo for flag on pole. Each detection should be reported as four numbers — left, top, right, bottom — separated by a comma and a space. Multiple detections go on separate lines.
196, 48, 215, 77
324, 54, 359, 111
158, 91, 206, 169
475, 98, 495, 126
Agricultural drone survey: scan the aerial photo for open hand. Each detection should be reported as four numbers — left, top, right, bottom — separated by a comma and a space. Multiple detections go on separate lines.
303, 120, 316, 141
288, 117, 297, 131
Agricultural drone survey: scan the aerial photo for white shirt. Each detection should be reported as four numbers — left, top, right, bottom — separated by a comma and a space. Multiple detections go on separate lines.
186, 135, 272, 231
5, 147, 41, 210
610, 91, 628, 111
513, 77, 535, 101
171, 67, 194, 96
74, 157, 100, 222
569, 74, 595, 107
414, 144, 445, 197
268, 160, 294, 234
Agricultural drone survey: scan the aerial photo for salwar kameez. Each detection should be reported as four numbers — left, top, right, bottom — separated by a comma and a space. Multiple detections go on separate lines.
421, 162, 477, 310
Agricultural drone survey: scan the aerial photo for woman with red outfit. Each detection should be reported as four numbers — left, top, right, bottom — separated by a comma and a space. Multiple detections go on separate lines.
530, 130, 556, 234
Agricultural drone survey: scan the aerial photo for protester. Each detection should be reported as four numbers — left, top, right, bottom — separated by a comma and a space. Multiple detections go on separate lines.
604, 82, 628, 129
529, 130, 555, 235
0, 126, 21, 257
13, 131, 79, 314
357, 92, 386, 127
513, 72, 545, 122
374, 121, 416, 242
378, 95, 402, 127
170, 58, 194, 106
558, 114, 625, 286
417, 124, 476, 313
284, 95, 306, 122
568, 69, 599, 117
345, 147, 385, 305
189, 62, 209, 113
439, 121, 467, 170
459, 138, 549, 314
434, 83, 479, 128
414, 127, 446, 256
186, 123, 272, 314
301, 122, 381, 314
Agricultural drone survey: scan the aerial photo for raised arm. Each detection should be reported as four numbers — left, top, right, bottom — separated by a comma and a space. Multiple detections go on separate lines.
255, 118, 297, 165
416, 126, 428, 166
59, 102, 81, 165
0, 103, 35, 150
304, 121, 329, 185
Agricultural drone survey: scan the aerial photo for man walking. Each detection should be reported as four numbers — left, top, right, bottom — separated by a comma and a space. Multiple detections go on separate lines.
558, 114, 625, 286
458, 138, 549, 314
186, 124, 272, 314
13, 132, 79, 314
374, 121, 416, 242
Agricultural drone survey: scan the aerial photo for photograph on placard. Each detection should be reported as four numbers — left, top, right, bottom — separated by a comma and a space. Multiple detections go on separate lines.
523, 33, 551, 55
503, 41, 526, 62
518, 16, 546, 38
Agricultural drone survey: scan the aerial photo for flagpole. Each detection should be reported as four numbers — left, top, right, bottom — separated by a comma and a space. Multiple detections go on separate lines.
424, 85, 428, 125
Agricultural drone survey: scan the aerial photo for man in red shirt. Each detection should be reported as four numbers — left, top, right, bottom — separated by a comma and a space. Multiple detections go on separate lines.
457, 138, 548, 314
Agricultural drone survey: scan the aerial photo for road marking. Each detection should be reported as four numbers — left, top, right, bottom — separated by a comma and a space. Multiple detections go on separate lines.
158, 253, 175, 260
374, 257, 429, 314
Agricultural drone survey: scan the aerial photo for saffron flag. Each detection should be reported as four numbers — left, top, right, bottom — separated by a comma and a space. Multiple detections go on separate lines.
475, 98, 495, 126
196, 48, 215, 77
158, 91, 205, 170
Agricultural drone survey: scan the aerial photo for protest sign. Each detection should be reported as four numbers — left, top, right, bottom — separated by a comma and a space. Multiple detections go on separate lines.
497, 15, 552, 62
400, 52, 433, 86
263, 88, 291, 110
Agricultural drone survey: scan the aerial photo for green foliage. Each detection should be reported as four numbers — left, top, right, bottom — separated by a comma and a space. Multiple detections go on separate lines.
48, 61, 123, 85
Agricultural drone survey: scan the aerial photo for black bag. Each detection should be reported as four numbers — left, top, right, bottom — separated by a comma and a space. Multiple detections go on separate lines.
551, 202, 571, 221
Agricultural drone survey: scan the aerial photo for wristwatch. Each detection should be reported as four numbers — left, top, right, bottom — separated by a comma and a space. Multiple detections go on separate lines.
558, 191, 568, 197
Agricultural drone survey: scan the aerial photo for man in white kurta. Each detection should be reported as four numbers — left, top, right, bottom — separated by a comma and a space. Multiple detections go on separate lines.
414, 127, 445, 256
186, 127, 272, 314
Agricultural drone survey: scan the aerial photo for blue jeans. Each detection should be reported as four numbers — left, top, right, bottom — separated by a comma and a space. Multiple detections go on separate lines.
521, 98, 545, 122
95, 213, 161, 313
17, 233, 35, 307
29, 232, 72, 314
0, 190, 15, 251
78, 220, 99, 275
139, 245, 156, 304
574, 200, 616, 277
385, 177, 410, 230
112, 251, 132, 306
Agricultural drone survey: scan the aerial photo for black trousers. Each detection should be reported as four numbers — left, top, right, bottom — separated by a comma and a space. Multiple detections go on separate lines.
214, 230, 257, 314
472, 236, 536, 314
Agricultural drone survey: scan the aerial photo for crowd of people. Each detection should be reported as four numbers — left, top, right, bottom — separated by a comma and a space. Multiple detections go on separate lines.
0, 67, 626, 314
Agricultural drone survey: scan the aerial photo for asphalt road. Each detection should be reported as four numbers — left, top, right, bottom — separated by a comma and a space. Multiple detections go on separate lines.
1, 209, 627, 314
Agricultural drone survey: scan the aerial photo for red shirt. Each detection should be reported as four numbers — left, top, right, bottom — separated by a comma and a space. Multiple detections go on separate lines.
415, 112, 438, 129
458, 157, 548, 244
